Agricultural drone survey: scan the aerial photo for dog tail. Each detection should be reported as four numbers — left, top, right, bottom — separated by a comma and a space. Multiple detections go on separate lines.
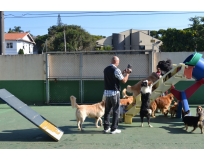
126, 85, 133, 93
70, 95, 78, 108
122, 88, 128, 98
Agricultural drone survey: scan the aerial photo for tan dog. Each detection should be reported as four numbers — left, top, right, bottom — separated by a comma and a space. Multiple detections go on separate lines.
169, 101, 178, 117
126, 72, 159, 104
121, 88, 133, 105
196, 106, 204, 134
149, 93, 174, 117
196, 106, 204, 116
70, 95, 105, 131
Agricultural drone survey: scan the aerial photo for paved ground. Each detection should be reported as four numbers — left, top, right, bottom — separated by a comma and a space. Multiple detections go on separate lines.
0, 104, 204, 149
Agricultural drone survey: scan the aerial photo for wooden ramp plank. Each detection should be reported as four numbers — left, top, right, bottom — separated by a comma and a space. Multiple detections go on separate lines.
0, 89, 64, 141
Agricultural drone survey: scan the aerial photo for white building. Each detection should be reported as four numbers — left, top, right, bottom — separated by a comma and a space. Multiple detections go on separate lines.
4, 32, 36, 55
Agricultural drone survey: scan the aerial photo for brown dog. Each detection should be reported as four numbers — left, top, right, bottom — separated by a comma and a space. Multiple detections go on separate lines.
169, 101, 178, 117
182, 106, 204, 134
121, 88, 133, 105
70, 95, 105, 131
126, 72, 159, 104
149, 93, 174, 117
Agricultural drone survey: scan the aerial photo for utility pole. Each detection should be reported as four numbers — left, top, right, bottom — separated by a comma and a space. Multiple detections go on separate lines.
0, 11, 5, 55
64, 27, 66, 53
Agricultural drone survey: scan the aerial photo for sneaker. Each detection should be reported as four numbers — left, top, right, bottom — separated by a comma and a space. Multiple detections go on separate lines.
104, 127, 111, 133
110, 129, 121, 134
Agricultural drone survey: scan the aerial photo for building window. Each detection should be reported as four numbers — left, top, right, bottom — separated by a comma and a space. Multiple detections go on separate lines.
6, 43, 13, 48
139, 45, 145, 54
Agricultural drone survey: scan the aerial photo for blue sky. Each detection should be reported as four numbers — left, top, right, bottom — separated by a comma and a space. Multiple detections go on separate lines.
1, 0, 204, 37
3, 11, 204, 37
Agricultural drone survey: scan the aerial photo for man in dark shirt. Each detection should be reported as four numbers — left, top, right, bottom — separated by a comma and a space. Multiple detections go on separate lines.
103, 56, 131, 134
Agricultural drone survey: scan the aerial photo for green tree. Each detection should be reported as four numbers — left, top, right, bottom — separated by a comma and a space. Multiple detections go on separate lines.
8, 26, 24, 33
34, 34, 49, 53
18, 49, 24, 54
158, 16, 204, 52
188, 16, 204, 51
45, 25, 104, 52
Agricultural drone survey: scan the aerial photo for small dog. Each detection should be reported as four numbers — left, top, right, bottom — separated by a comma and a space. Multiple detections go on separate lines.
169, 101, 178, 117
126, 72, 159, 105
182, 106, 204, 134
140, 80, 153, 127
70, 95, 105, 131
196, 106, 204, 116
149, 93, 174, 117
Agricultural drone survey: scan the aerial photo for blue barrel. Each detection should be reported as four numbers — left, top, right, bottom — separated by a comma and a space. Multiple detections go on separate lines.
192, 57, 204, 80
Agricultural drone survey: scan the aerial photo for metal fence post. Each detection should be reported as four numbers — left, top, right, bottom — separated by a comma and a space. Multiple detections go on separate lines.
45, 52, 50, 104
79, 53, 83, 103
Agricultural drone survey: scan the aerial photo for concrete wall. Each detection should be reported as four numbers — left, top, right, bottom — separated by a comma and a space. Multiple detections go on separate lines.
0, 54, 45, 80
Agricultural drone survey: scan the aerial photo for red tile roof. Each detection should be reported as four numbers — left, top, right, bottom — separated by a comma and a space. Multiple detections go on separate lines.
5, 32, 28, 40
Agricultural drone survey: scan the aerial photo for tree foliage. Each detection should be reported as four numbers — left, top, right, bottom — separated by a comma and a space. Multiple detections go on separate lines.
34, 34, 49, 53
18, 48, 24, 54
35, 25, 104, 52
8, 26, 24, 33
156, 16, 204, 52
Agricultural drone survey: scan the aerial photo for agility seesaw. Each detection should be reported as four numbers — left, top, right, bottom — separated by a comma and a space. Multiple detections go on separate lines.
124, 52, 204, 124
0, 89, 64, 141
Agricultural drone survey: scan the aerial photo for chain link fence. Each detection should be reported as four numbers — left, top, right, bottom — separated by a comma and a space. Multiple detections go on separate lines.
45, 50, 152, 104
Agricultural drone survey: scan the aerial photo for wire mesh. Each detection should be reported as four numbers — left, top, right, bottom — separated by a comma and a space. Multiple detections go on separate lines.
46, 50, 152, 104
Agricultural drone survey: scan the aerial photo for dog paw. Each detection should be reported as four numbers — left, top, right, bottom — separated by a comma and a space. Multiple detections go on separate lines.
149, 125, 153, 128
96, 126, 100, 128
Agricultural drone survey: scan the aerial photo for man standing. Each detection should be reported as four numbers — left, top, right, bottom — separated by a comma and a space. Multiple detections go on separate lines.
103, 56, 131, 134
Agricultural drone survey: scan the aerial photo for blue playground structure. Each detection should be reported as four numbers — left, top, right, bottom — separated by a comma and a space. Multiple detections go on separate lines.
170, 52, 204, 118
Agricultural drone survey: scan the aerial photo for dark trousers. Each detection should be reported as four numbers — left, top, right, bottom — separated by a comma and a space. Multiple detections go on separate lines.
103, 93, 120, 131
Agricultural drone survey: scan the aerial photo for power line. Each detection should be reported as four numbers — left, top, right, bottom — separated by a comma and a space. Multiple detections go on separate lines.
4, 11, 204, 18
4, 11, 161, 16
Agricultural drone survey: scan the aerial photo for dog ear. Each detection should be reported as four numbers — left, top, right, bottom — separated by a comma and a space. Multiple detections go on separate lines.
101, 100, 105, 106
197, 106, 203, 112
